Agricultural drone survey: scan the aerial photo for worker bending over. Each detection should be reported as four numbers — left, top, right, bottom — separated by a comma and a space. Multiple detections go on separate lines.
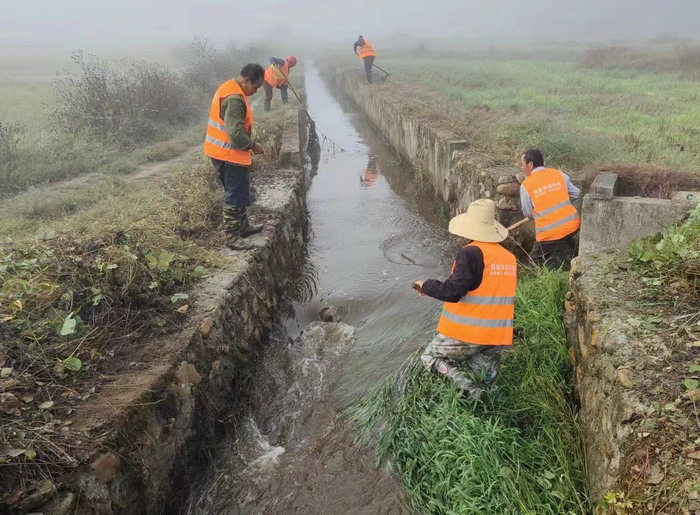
203, 64, 266, 250
414, 199, 517, 399
263, 56, 297, 111
353, 35, 376, 83
520, 148, 580, 269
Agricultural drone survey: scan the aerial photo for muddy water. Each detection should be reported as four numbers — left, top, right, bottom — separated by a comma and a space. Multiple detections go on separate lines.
188, 64, 455, 514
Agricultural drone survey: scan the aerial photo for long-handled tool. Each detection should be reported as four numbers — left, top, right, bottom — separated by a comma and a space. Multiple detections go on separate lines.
372, 63, 391, 80
506, 218, 530, 233
505, 218, 540, 267
272, 64, 345, 152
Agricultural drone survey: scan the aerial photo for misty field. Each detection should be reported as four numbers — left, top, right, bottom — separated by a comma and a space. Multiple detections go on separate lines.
375, 52, 700, 174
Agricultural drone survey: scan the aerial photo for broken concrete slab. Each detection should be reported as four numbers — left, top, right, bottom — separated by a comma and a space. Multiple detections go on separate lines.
590, 171, 619, 198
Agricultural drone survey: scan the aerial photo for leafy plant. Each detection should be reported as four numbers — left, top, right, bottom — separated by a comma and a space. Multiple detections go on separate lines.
629, 203, 700, 301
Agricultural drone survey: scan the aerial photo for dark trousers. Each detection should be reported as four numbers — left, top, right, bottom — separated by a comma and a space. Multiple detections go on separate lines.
363, 56, 375, 83
263, 80, 288, 111
529, 231, 578, 270
211, 158, 250, 207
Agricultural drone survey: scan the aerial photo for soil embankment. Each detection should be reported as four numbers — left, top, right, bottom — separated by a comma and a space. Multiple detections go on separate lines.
1, 108, 312, 514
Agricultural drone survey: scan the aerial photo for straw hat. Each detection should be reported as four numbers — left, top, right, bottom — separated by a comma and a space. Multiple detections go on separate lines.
448, 199, 508, 242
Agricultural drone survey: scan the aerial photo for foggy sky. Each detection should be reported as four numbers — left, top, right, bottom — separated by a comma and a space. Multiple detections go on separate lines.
3, 0, 699, 54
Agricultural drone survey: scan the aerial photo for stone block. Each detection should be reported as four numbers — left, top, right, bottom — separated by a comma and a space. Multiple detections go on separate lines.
590, 172, 619, 198
496, 197, 519, 211
319, 306, 340, 322
496, 183, 520, 197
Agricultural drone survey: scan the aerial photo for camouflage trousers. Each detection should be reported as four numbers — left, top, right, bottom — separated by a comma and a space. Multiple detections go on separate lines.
421, 333, 505, 399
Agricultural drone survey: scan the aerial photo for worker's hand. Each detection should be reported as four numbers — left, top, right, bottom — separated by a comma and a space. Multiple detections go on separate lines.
251, 141, 265, 155
413, 280, 425, 296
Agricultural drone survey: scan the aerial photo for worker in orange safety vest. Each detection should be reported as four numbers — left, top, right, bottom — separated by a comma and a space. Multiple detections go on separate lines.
353, 35, 377, 83
520, 148, 581, 269
263, 56, 297, 111
203, 64, 266, 250
413, 199, 517, 399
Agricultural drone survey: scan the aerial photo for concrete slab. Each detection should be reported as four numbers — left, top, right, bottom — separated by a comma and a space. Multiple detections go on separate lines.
579, 195, 694, 256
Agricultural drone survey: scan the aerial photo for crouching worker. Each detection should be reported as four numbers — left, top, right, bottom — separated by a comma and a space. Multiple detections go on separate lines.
413, 199, 517, 399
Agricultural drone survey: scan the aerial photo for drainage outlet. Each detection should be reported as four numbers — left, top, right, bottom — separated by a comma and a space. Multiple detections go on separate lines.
442, 177, 455, 202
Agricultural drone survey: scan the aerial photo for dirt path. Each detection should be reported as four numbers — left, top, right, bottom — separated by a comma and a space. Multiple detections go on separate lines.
0, 145, 202, 235
127, 146, 201, 182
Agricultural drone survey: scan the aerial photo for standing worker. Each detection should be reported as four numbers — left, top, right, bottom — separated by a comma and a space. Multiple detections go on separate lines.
413, 199, 517, 399
203, 63, 266, 251
353, 35, 376, 83
263, 56, 297, 112
519, 148, 580, 268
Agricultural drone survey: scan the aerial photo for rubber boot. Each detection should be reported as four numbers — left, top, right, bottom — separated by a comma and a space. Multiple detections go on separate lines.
238, 207, 263, 238
264, 99, 271, 112
223, 205, 257, 251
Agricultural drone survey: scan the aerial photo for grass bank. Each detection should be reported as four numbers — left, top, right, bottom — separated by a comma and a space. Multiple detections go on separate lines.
349, 268, 589, 514
346, 50, 700, 177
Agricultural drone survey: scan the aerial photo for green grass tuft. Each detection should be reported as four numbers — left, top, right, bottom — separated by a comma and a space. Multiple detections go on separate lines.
348, 267, 589, 514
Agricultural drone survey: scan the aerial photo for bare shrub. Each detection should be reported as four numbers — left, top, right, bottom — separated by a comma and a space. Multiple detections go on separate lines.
181, 37, 263, 101
50, 50, 194, 144
0, 118, 25, 194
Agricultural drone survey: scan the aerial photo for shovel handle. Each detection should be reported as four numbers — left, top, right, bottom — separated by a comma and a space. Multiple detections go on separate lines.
507, 218, 530, 232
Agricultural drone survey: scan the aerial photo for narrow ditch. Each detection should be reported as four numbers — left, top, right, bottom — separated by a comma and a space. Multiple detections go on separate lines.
186, 63, 457, 513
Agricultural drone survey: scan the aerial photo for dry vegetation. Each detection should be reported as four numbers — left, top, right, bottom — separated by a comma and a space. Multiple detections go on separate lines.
0, 38, 263, 197
0, 39, 293, 505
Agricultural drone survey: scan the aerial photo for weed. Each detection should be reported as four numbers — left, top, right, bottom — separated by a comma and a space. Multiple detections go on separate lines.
436, 202, 449, 226
347, 268, 589, 514
0, 162, 224, 487
629, 203, 700, 303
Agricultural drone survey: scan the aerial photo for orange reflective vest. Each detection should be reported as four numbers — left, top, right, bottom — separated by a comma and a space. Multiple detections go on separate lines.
264, 62, 290, 88
436, 242, 517, 346
522, 168, 580, 242
203, 79, 253, 166
358, 39, 376, 59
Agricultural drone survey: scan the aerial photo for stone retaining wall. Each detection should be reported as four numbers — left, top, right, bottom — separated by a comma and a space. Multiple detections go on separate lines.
25, 114, 312, 514
329, 67, 531, 241
566, 254, 700, 511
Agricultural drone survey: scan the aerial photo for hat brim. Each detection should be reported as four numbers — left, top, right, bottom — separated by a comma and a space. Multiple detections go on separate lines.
448, 217, 509, 243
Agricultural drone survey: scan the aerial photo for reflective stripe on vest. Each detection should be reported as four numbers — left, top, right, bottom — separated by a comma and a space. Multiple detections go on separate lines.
358, 40, 376, 59
203, 79, 253, 166
264, 62, 290, 88
435, 241, 517, 346
522, 168, 580, 242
